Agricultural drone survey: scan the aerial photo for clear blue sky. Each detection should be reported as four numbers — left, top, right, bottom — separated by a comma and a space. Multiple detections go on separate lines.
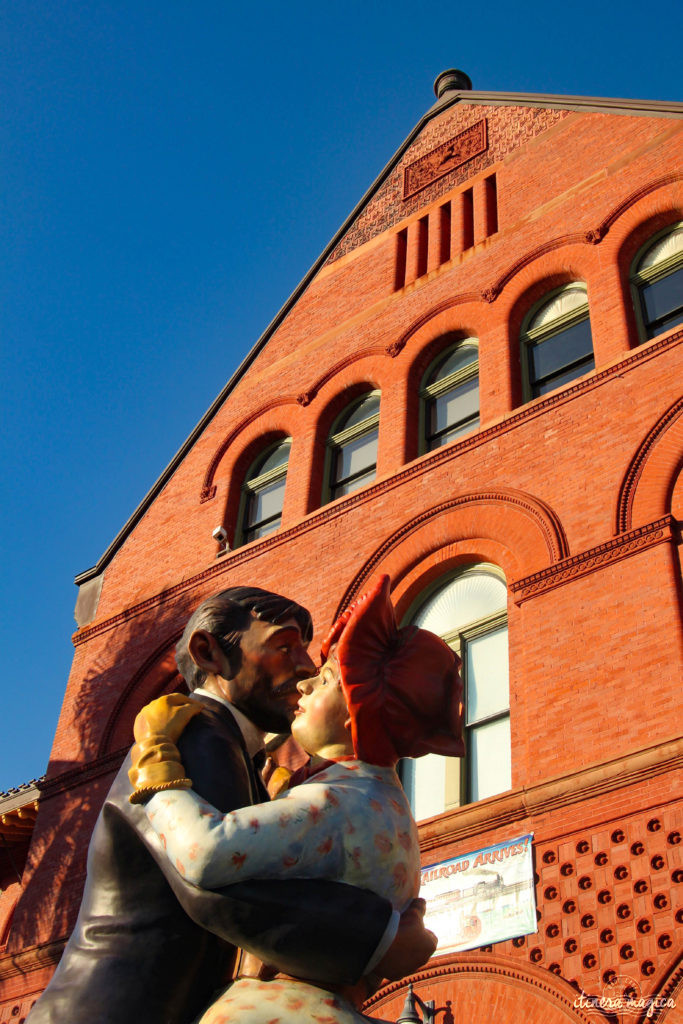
1, 0, 680, 793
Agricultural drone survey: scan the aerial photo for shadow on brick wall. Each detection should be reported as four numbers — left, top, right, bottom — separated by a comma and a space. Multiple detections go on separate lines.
8, 591, 191, 952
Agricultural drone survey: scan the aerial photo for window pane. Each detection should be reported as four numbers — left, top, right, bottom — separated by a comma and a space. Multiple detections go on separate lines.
529, 317, 593, 384
429, 346, 478, 385
332, 467, 376, 498
255, 441, 290, 476
412, 570, 507, 634
247, 476, 286, 527
431, 378, 479, 435
646, 308, 683, 337
638, 227, 683, 271
246, 517, 281, 541
466, 626, 509, 724
529, 286, 587, 331
533, 355, 595, 397
430, 416, 480, 449
341, 393, 380, 430
470, 717, 511, 802
401, 754, 446, 820
335, 430, 378, 482
641, 267, 683, 327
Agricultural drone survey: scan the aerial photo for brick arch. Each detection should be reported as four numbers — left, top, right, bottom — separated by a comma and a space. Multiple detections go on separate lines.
598, 171, 683, 245
614, 203, 683, 282
296, 345, 387, 407
481, 172, 682, 311
303, 364, 385, 516
609, 182, 683, 350
335, 489, 568, 617
383, 294, 484, 362
313, 377, 382, 437
640, 953, 683, 1023
407, 328, 480, 388
366, 953, 608, 1023
506, 265, 592, 344
616, 396, 683, 533
503, 259, 595, 409
97, 633, 184, 756
199, 397, 298, 503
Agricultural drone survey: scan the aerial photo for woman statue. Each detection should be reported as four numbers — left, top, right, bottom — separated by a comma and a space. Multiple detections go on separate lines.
129, 575, 464, 1023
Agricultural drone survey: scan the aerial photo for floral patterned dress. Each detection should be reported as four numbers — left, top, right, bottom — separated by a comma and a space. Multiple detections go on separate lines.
145, 761, 420, 1023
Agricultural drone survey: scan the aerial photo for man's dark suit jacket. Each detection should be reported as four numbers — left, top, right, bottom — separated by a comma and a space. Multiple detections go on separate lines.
29, 693, 392, 1024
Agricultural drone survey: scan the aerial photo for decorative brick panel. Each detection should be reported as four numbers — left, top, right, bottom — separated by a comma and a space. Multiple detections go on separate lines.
326, 104, 568, 264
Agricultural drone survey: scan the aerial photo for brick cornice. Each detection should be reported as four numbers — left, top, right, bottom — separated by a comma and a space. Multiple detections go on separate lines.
416, 735, 683, 853
72, 328, 682, 648
510, 516, 675, 603
0, 937, 66, 982
39, 747, 128, 800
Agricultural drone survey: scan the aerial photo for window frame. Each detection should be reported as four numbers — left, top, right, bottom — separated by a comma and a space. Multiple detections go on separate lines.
630, 221, 683, 344
235, 439, 291, 547
445, 609, 510, 805
323, 390, 380, 504
419, 339, 480, 454
520, 283, 594, 401
399, 563, 510, 817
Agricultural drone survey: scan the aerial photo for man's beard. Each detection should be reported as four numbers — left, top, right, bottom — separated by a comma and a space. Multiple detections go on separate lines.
239, 677, 298, 734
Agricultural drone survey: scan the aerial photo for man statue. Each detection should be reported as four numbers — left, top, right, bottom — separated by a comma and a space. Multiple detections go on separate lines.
29, 586, 435, 1023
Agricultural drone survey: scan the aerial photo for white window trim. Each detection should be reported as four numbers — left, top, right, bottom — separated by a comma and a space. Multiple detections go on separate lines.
629, 221, 683, 344
520, 283, 593, 401
235, 441, 290, 547
323, 391, 380, 504
400, 564, 510, 815
441, 608, 509, 805
419, 340, 480, 454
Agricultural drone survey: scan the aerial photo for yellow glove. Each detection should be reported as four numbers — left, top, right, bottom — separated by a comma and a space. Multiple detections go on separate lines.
266, 764, 294, 798
128, 693, 203, 804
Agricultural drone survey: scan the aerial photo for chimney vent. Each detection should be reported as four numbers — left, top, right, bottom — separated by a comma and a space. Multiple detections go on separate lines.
433, 69, 472, 99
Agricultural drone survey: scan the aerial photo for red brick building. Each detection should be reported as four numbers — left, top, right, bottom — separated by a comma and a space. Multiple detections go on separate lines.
2, 71, 682, 1022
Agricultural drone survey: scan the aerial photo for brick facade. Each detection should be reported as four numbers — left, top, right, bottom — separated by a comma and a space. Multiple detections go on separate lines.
1, 85, 681, 1021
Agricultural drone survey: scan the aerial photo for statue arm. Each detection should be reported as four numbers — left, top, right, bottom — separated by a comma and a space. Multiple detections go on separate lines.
144, 781, 344, 889
166, 710, 395, 985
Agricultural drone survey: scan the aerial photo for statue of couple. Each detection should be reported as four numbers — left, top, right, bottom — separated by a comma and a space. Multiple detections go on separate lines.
30, 575, 464, 1024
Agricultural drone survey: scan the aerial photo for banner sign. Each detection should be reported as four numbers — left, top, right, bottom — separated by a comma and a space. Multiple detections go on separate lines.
420, 834, 537, 954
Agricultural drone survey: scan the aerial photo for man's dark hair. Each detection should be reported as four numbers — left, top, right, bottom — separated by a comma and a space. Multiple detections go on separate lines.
176, 586, 313, 691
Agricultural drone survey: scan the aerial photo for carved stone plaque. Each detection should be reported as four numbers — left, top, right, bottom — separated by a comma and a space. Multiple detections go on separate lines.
403, 119, 488, 199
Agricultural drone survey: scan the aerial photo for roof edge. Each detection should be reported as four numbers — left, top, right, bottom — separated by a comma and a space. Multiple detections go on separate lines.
74, 87, 683, 586
0, 780, 42, 811
429, 89, 683, 119
74, 93, 447, 585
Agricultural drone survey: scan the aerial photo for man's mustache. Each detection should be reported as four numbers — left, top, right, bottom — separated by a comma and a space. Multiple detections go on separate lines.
269, 677, 303, 698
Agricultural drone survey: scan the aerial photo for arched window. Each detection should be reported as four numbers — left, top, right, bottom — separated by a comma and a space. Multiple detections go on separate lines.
401, 565, 510, 820
421, 339, 479, 451
238, 439, 291, 544
521, 284, 594, 399
326, 391, 380, 502
631, 223, 683, 342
